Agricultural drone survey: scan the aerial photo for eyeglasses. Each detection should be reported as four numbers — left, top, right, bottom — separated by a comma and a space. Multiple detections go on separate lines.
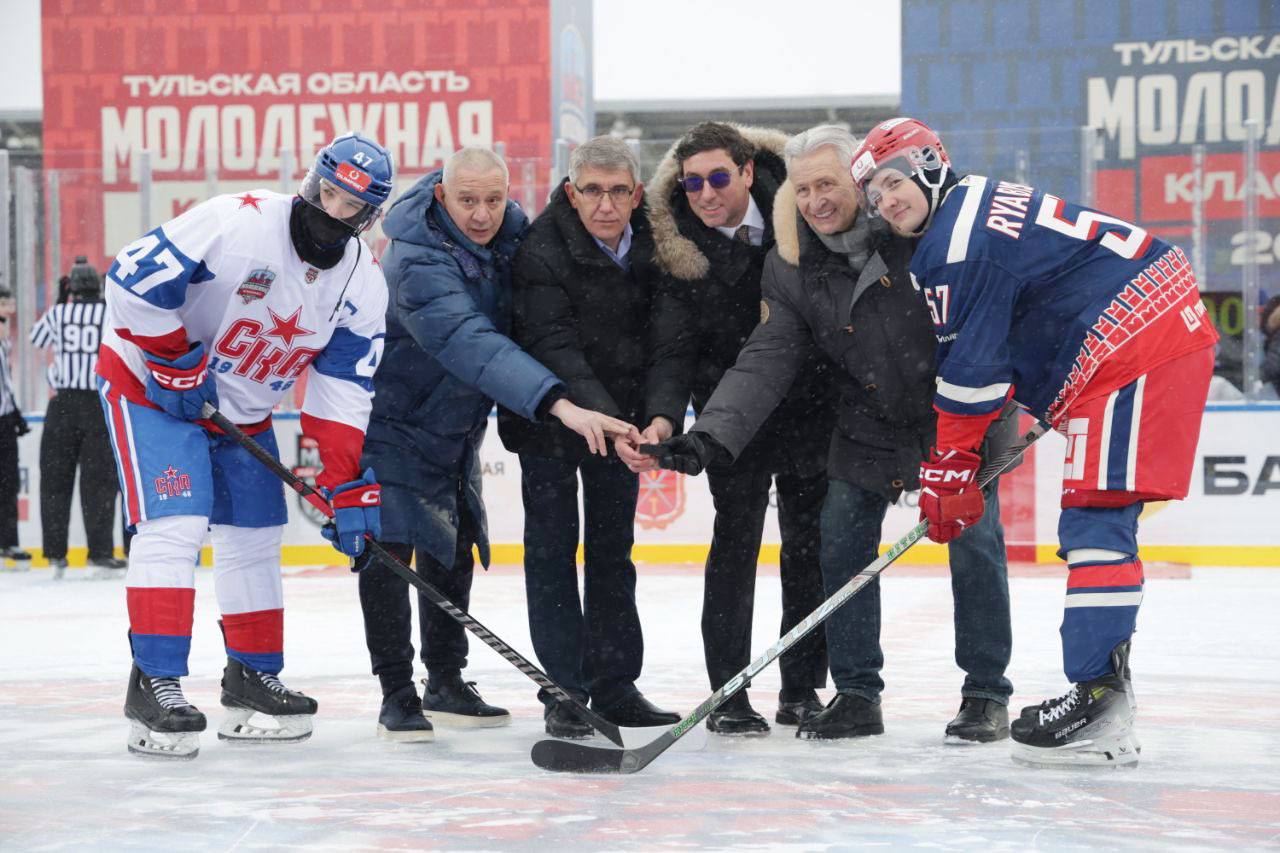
678, 167, 741, 194
574, 184, 635, 204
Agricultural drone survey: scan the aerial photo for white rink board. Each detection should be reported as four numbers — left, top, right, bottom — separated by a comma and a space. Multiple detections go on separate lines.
12, 406, 1279, 562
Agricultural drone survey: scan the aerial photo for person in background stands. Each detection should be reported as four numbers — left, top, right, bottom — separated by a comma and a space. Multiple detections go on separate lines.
0, 285, 33, 570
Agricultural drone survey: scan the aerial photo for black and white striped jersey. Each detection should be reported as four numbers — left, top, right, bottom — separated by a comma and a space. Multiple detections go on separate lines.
29, 301, 107, 391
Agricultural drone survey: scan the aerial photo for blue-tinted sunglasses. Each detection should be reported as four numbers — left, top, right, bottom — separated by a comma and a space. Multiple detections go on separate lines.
678, 166, 741, 194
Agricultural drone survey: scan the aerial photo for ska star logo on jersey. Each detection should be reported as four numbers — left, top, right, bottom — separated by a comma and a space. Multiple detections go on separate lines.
238, 268, 276, 304
235, 193, 264, 212
263, 307, 313, 348
153, 465, 193, 501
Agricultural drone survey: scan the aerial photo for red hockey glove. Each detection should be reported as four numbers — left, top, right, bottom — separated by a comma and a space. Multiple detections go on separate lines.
918, 448, 985, 544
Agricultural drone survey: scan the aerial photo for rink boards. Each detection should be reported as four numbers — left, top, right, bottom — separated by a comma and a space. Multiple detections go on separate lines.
11, 405, 1278, 567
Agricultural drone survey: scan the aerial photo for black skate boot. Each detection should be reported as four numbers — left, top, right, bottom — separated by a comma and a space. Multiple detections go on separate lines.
219, 657, 318, 743
796, 693, 884, 740
124, 664, 206, 760
377, 684, 434, 743
706, 691, 770, 736
422, 671, 511, 727
544, 699, 593, 739
1010, 644, 1139, 767
945, 698, 1010, 743
775, 688, 825, 726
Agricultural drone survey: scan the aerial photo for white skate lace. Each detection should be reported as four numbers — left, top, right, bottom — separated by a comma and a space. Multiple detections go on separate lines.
1039, 686, 1081, 725
257, 672, 290, 695
151, 677, 193, 710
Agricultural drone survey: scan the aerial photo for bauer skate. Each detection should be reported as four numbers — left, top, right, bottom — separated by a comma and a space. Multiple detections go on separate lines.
124, 664, 206, 760
218, 658, 317, 744
1010, 643, 1140, 767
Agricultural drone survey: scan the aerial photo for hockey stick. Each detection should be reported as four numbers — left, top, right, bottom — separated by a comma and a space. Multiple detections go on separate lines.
531, 420, 1050, 773
202, 403, 628, 747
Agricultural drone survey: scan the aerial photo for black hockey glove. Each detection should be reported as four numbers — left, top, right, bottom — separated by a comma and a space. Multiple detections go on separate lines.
14, 412, 29, 437
639, 431, 726, 476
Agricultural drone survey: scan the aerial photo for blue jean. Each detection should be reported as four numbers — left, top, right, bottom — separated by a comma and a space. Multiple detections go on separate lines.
819, 478, 1013, 704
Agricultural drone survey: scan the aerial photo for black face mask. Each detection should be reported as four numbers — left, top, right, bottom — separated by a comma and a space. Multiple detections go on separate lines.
290, 200, 354, 269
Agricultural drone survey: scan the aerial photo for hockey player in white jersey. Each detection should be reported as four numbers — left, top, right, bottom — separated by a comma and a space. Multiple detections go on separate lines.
97, 133, 393, 759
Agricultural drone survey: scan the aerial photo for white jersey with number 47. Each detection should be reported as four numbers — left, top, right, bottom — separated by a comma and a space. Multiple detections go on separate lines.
97, 189, 387, 484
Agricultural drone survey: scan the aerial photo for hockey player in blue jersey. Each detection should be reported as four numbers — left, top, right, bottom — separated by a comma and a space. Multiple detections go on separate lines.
851, 118, 1218, 766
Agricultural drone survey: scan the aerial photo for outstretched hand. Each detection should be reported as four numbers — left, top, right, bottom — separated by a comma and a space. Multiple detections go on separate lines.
615, 417, 674, 473
550, 399, 640, 456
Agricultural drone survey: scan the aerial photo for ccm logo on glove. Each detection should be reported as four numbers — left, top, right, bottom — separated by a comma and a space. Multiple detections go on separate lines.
149, 365, 208, 390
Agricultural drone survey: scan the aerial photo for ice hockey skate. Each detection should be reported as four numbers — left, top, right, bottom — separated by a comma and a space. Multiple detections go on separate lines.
124, 664, 207, 760
1010, 644, 1139, 767
218, 658, 318, 744
1, 546, 32, 572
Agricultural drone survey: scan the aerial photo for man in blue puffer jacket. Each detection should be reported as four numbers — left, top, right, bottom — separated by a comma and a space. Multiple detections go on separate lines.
358, 147, 636, 742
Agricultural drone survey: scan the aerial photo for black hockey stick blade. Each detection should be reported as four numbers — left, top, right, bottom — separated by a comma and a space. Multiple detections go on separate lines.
530, 420, 1050, 774
202, 403, 627, 747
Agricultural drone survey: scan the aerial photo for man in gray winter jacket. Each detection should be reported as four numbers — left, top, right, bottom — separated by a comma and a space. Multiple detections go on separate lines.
642, 126, 1017, 743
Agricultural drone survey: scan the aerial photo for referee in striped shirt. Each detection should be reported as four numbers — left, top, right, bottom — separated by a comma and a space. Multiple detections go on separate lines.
29, 258, 124, 575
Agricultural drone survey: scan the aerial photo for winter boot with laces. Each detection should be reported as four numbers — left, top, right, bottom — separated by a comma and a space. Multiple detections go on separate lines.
422, 671, 511, 727
378, 684, 434, 742
1010, 642, 1139, 767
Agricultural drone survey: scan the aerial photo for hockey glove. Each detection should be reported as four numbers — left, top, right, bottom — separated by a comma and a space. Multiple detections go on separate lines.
321, 468, 381, 558
144, 341, 219, 422
918, 447, 985, 544
639, 431, 725, 477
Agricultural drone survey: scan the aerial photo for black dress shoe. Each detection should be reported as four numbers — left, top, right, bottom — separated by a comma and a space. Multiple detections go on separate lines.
706, 692, 770, 736
775, 688, 825, 726
544, 700, 594, 739
595, 692, 680, 727
946, 697, 1010, 743
796, 693, 884, 740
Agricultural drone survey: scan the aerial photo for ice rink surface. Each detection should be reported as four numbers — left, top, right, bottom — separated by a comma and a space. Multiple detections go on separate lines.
2, 562, 1278, 851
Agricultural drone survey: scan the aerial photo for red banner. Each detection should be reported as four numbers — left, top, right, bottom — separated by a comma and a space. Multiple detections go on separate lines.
42, 0, 553, 270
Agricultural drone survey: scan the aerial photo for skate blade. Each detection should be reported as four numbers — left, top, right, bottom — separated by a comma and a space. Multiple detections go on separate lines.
218, 708, 313, 744
127, 722, 200, 760
377, 723, 435, 743
422, 709, 512, 728
1010, 732, 1141, 768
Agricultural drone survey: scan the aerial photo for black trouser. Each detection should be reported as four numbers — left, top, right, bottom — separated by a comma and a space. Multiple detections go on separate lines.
39, 390, 117, 560
357, 504, 476, 696
519, 452, 642, 710
0, 413, 19, 549
703, 461, 829, 698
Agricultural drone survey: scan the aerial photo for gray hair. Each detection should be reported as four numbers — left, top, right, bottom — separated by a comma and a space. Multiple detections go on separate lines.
568, 136, 641, 185
443, 146, 509, 186
783, 124, 859, 172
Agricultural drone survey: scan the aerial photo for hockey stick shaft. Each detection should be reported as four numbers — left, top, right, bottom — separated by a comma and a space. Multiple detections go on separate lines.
202, 403, 626, 747
532, 420, 1049, 772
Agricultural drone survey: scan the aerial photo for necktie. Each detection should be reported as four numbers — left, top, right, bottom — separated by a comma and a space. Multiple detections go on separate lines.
734, 224, 754, 245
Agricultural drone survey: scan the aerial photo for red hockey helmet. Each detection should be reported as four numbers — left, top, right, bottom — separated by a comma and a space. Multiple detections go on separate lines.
851, 118, 951, 229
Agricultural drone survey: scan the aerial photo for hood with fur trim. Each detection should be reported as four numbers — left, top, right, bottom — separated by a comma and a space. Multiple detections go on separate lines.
648, 124, 791, 281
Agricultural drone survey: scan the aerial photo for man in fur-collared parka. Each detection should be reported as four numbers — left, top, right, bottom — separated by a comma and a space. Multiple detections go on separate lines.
637, 122, 836, 736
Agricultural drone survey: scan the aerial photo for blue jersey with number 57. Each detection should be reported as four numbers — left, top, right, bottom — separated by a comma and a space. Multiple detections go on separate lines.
910, 175, 1217, 433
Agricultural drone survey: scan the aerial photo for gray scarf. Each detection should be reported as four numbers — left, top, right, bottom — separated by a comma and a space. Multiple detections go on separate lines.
816, 211, 875, 274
